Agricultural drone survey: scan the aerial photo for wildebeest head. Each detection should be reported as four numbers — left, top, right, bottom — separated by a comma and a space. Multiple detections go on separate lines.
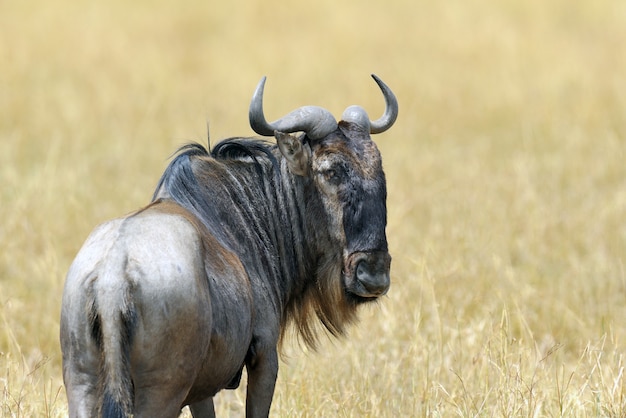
249, 75, 397, 304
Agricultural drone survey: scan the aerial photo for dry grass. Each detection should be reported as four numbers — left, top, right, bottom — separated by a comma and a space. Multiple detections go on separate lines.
1, 0, 625, 416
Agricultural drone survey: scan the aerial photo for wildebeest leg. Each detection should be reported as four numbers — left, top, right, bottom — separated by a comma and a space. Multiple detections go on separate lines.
64, 373, 98, 418
61, 315, 100, 417
245, 345, 279, 418
189, 398, 216, 418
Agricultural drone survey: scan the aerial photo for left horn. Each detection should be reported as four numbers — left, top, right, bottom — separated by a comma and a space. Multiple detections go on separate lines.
249, 77, 338, 140
341, 74, 399, 134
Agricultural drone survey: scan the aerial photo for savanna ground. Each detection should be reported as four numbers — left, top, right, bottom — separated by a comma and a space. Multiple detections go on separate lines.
1, 0, 625, 416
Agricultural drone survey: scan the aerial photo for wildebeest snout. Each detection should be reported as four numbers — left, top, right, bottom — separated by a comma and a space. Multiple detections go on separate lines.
346, 251, 391, 298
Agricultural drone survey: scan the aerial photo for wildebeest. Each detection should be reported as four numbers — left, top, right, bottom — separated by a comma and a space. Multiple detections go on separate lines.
60, 75, 398, 417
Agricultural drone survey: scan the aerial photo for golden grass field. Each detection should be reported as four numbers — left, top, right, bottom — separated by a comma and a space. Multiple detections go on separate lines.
1, 0, 625, 416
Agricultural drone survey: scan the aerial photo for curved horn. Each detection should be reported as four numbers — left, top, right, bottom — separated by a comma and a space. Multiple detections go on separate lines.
249, 77, 338, 140
341, 74, 399, 134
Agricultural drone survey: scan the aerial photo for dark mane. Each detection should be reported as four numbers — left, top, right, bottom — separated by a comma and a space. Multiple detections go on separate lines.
153, 138, 279, 201
151, 137, 358, 350
152, 142, 209, 202
151, 139, 280, 250
210, 137, 276, 161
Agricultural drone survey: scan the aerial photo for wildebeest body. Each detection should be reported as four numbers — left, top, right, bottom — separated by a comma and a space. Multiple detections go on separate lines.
61, 75, 398, 417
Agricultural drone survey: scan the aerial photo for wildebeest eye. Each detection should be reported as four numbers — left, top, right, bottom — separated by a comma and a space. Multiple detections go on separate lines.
322, 168, 344, 185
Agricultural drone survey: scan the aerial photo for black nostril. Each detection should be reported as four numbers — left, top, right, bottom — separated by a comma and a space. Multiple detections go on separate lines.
356, 261, 368, 279
355, 260, 390, 296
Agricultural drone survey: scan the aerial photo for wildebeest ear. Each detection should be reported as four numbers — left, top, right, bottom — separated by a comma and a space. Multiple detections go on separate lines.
275, 131, 311, 176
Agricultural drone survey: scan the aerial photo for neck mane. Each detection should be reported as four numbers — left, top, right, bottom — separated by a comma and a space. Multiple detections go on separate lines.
153, 139, 359, 349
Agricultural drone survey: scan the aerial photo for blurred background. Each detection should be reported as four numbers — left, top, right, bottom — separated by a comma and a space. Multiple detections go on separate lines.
1, 0, 625, 415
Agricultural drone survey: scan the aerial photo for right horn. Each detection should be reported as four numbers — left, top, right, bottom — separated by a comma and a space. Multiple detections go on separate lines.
249, 77, 338, 140
341, 74, 398, 134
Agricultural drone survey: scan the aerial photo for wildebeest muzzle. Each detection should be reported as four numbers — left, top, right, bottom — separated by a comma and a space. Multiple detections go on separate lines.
344, 251, 391, 299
